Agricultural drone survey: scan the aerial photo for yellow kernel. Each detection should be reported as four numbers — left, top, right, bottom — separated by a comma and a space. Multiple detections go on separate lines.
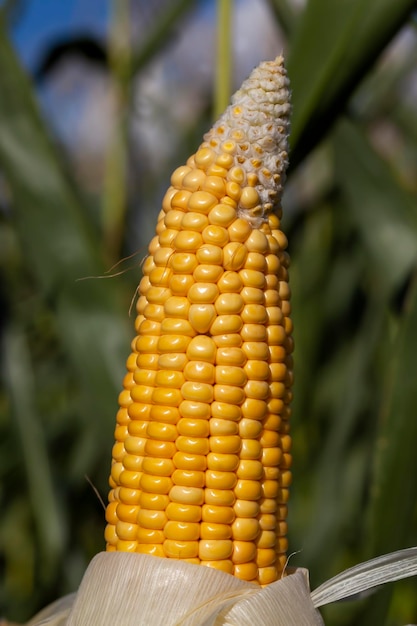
169, 274, 195, 295
142, 457, 175, 477
200, 522, 231, 540
116, 539, 137, 552
186, 336, 217, 363
123, 435, 146, 456
238, 419, 262, 439
233, 500, 260, 518
217, 271, 243, 294
163, 296, 190, 318
244, 360, 270, 381
177, 418, 210, 438
240, 439, 262, 460
242, 342, 269, 361
209, 418, 238, 436
163, 539, 199, 559
165, 520, 200, 541
202, 506, 235, 526
166, 502, 202, 522
258, 566, 280, 585
280, 471, 292, 487
104, 524, 117, 546
136, 544, 165, 557
210, 314, 243, 336
215, 347, 246, 367
123, 454, 142, 472
181, 381, 214, 403
215, 293, 244, 315
232, 519, 260, 543
239, 269, 266, 289
182, 168, 206, 192
202, 176, 227, 199
205, 487, 236, 506
169, 252, 198, 273
138, 354, 158, 370
210, 435, 241, 454
144, 439, 176, 458
164, 209, 184, 229
264, 289, 280, 307
193, 264, 223, 283
139, 319, 161, 336
173, 451, 207, 471
183, 361, 215, 384
211, 401, 241, 421
116, 521, 138, 541
179, 401, 211, 420
188, 303, 217, 333
174, 230, 203, 252
169, 485, 204, 505
239, 187, 260, 210
128, 401, 151, 421
213, 334, 242, 347
234, 479, 262, 501
151, 387, 182, 407
266, 307, 283, 325
105, 502, 118, 524
233, 562, 258, 581
240, 286, 264, 304
214, 384, 245, 405
237, 460, 263, 480
256, 530, 276, 549
264, 467, 280, 480
261, 481, 279, 500
199, 539, 233, 560
245, 252, 267, 272
196, 243, 223, 265
223, 242, 248, 270
137, 509, 167, 530
240, 324, 267, 342
245, 229, 269, 254
225, 181, 242, 202
228, 218, 252, 242
194, 147, 216, 170
149, 266, 172, 287
137, 526, 165, 544
134, 369, 156, 386
160, 318, 195, 337
118, 469, 140, 489
158, 228, 178, 248
119, 487, 141, 505
207, 452, 239, 472
208, 203, 237, 227
255, 549, 278, 571
176, 436, 210, 455
154, 369, 185, 389
276, 537, 289, 553
260, 430, 280, 447
140, 474, 173, 494
172, 469, 205, 488
241, 304, 268, 324
158, 335, 191, 354
259, 514, 276, 531
262, 448, 282, 467
149, 405, 180, 425
147, 422, 177, 442
158, 353, 188, 372
188, 282, 219, 304
202, 224, 229, 247
136, 335, 159, 353
221, 140, 237, 154
229, 166, 245, 185
205, 471, 237, 490
232, 541, 257, 564
188, 191, 217, 214
177, 208, 207, 230
139, 492, 169, 510
129, 385, 151, 404
171, 166, 191, 188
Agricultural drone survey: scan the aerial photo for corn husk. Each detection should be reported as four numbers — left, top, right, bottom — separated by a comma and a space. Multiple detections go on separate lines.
24, 548, 417, 626
26, 552, 323, 625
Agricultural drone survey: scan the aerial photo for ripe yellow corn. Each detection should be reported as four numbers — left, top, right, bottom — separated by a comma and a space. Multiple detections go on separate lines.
105, 56, 292, 585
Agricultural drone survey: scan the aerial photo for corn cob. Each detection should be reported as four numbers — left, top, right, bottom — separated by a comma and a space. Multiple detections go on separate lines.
105, 56, 292, 586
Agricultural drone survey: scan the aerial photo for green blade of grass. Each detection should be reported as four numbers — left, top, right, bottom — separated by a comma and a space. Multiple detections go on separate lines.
0, 21, 130, 470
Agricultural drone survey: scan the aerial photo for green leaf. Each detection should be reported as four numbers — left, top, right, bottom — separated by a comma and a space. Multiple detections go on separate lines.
334, 118, 417, 296
287, 0, 415, 168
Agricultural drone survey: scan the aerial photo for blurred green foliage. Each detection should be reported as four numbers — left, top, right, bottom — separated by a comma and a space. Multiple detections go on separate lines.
0, 0, 417, 623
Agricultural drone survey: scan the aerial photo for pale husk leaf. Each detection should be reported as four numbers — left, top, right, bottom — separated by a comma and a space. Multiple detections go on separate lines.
26, 552, 324, 625
311, 547, 417, 607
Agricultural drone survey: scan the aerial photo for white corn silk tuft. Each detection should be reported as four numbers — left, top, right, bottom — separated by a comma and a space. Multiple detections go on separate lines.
203, 55, 291, 224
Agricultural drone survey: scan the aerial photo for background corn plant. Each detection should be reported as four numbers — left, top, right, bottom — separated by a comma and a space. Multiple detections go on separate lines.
0, 0, 416, 624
